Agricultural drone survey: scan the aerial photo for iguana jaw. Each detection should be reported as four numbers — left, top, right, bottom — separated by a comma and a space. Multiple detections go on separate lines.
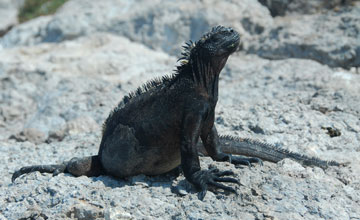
197, 25, 241, 57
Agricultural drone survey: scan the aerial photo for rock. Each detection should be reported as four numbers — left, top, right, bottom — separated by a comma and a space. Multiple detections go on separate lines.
66, 116, 99, 136
247, 4, 360, 68
104, 208, 132, 220
0, 33, 174, 141
0, 7, 17, 37
0, 16, 52, 48
69, 202, 104, 220
277, 158, 306, 173
21, 127, 47, 144
258, 0, 353, 16
2, 0, 359, 69
0, 0, 24, 36
0, 1, 360, 219
1, 0, 272, 56
2, 53, 359, 219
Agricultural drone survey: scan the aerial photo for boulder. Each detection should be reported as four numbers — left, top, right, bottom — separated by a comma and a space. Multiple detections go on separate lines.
0, 0, 272, 56
0, 0, 24, 36
0, 33, 173, 142
247, 5, 360, 68
258, 0, 354, 16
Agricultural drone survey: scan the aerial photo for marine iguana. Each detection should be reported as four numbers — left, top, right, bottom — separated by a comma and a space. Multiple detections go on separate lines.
12, 26, 341, 199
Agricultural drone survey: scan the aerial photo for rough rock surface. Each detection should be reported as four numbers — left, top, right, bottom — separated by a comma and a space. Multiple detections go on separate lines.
0, 0, 24, 36
1, 0, 360, 219
2, 0, 360, 69
247, 4, 360, 69
258, 0, 354, 16
0, 33, 173, 142
0, 0, 272, 56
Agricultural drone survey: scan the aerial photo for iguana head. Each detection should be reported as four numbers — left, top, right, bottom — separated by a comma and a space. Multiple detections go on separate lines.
195, 25, 240, 58
178, 26, 241, 75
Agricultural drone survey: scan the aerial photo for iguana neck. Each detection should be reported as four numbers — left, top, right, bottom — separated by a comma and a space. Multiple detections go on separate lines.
189, 56, 228, 102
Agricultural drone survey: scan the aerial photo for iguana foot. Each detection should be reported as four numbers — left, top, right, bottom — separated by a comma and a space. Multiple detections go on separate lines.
190, 167, 239, 200
229, 155, 263, 167
213, 152, 263, 167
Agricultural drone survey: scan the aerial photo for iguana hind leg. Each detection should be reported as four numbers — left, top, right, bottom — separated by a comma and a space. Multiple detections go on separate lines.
12, 155, 104, 182
66, 155, 104, 177
200, 126, 263, 167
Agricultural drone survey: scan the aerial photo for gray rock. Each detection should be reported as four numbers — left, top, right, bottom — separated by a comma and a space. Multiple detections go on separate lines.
0, 15, 52, 48
247, 4, 360, 68
2, 0, 359, 69
69, 202, 104, 220
258, 0, 353, 16
0, 0, 272, 56
0, 1, 359, 218
66, 116, 99, 136
0, 33, 174, 142
4, 0, 359, 69
0, 0, 24, 36
104, 208, 132, 220
1, 49, 359, 218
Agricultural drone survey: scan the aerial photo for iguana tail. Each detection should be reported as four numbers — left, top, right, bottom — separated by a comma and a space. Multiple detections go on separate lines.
198, 135, 342, 169
12, 155, 104, 182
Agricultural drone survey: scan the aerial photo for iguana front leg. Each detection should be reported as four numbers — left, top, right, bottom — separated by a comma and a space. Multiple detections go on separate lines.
180, 107, 239, 200
201, 126, 263, 166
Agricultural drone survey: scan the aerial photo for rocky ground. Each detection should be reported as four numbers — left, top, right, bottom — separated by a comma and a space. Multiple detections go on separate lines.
0, 0, 359, 219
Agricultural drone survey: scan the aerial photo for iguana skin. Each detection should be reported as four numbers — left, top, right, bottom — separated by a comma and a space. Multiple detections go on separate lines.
12, 26, 341, 199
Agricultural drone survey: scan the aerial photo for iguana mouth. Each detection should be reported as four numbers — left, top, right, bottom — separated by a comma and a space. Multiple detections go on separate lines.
216, 33, 241, 56
225, 35, 241, 52
212, 26, 241, 55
